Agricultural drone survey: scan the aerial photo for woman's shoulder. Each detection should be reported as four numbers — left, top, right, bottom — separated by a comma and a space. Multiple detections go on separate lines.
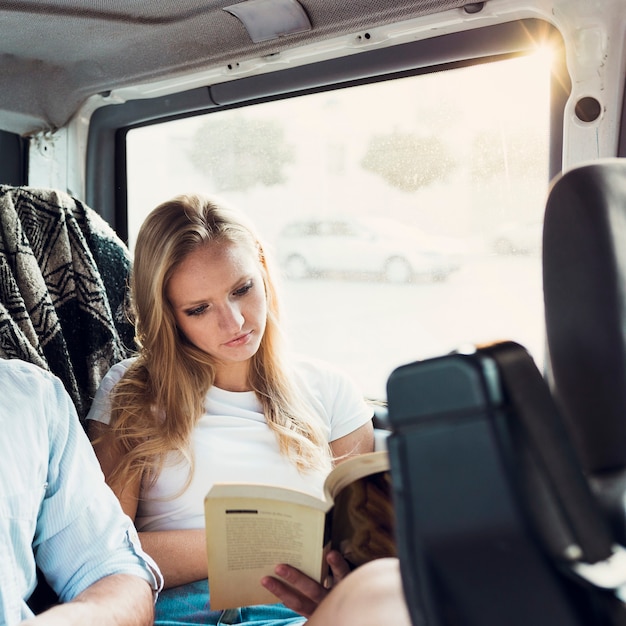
86, 357, 137, 424
291, 354, 372, 436
102, 356, 137, 384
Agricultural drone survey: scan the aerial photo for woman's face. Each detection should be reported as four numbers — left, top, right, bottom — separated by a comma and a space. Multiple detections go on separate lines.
166, 240, 267, 389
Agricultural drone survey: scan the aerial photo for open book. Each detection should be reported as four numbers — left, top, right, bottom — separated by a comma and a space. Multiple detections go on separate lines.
204, 450, 394, 609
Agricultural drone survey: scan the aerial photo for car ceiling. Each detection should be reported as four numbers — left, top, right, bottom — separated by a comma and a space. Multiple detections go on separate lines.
0, 0, 480, 136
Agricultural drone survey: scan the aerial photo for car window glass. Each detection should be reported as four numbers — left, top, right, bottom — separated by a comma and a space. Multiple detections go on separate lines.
127, 51, 551, 400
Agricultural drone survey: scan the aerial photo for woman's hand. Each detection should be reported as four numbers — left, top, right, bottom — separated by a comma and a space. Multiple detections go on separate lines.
260, 550, 351, 618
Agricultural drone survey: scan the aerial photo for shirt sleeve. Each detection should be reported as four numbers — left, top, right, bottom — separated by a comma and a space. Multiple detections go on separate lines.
34, 370, 162, 602
295, 357, 374, 442
326, 365, 374, 441
85, 359, 131, 425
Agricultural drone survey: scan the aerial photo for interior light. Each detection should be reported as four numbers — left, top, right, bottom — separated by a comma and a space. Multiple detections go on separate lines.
223, 0, 312, 43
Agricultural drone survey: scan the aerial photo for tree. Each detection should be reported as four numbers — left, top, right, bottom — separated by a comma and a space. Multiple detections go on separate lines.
361, 131, 455, 192
470, 128, 548, 183
189, 115, 294, 192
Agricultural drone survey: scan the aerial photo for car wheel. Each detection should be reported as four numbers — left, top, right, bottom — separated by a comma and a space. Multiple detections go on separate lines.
384, 256, 413, 284
493, 237, 515, 255
431, 269, 449, 282
284, 254, 310, 279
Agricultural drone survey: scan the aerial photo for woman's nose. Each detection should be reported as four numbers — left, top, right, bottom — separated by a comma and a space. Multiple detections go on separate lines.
219, 302, 244, 331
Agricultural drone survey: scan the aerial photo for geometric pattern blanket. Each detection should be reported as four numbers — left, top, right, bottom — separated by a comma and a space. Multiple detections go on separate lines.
0, 185, 135, 424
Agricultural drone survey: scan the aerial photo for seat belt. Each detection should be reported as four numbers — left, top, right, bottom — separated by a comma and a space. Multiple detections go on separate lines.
483, 342, 626, 596
482, 342, 615, 561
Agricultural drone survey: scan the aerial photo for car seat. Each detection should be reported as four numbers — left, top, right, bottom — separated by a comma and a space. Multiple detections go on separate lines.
0, 185, 135, 424
386, 341, 626, 626
384, 158, 626, 625
543, 158, 626, 549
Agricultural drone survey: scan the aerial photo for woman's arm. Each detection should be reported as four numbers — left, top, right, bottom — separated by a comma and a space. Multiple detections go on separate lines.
137, 530, 207, 588
20, 574, 154, 626
88, 420, 141, 518
330, 420, 374, 462
88, 421, 208, 588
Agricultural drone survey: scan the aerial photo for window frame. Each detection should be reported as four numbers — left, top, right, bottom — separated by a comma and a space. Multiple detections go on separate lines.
86, 18, 569, 240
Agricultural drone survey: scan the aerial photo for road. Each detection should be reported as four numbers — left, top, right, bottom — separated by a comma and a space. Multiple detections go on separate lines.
280, 255, 544, 400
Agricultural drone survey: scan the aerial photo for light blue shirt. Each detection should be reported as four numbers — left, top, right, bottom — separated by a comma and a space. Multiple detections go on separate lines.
0, 359, 162, 624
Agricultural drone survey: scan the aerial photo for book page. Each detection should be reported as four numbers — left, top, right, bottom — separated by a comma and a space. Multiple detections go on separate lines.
324, 450, 390, 501
330, 469, 397, 570
205, 494, 327, 609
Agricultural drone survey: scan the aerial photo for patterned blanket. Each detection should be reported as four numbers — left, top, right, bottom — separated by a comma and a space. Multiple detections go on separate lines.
0, 185, 135, 424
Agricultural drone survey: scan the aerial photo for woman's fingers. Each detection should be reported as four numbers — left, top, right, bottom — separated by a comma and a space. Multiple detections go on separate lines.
260, 564, 330, 618
326, 550, 352, 584
261, 552, 353, 617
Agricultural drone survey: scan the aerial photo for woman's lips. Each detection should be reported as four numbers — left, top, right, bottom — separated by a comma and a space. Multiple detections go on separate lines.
224, 331, 252, 347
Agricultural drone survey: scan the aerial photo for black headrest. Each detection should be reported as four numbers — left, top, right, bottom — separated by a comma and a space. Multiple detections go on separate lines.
543, 158, 626, 474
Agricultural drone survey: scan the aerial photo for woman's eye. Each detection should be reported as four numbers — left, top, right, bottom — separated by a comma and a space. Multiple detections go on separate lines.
233, 281, 253, 297
186, 304, 208, 317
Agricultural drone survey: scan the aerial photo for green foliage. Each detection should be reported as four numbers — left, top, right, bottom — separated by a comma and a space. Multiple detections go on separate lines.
189, 116, 294, 192
361, 131, 455, 192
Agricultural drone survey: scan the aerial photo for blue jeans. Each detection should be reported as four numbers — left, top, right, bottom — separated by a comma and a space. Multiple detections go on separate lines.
155, 580, 307, 626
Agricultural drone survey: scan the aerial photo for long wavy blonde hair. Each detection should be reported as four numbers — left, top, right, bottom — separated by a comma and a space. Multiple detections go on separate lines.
105, 194, 331, 495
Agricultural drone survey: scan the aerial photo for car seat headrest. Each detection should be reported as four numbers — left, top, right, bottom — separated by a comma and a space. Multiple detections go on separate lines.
543, 158, 626, 474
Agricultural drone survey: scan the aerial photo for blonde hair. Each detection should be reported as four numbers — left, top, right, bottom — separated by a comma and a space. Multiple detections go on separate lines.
105, 194, 331, 495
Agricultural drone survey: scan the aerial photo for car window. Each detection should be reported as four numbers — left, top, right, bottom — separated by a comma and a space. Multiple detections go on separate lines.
126, 51, 552, 400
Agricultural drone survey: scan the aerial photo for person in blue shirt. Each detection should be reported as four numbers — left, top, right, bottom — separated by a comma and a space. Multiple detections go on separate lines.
0, 357, 162, 625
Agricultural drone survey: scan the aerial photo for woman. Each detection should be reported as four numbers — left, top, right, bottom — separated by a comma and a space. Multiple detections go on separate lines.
87, 194, 374, 625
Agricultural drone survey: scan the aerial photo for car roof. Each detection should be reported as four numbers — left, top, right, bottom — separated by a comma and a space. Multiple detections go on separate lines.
0, 0, 473, 136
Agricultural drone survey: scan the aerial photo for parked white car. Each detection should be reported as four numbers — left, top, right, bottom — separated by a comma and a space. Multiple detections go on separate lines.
276, 216, 460, 283
491, 220, 543, 256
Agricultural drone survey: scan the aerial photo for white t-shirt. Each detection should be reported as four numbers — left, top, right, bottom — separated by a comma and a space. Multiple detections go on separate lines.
86, 357, 373, 532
